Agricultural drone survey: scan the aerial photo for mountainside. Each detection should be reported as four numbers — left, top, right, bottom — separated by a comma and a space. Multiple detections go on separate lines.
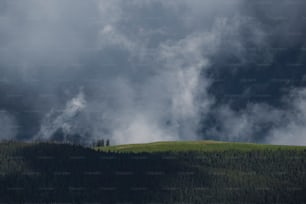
0, 141, 305, 203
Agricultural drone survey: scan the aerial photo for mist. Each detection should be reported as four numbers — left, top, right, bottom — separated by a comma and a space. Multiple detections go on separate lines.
0, 0, 306, 145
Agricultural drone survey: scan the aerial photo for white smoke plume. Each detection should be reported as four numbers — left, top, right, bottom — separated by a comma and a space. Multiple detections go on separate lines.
35, 90, 87, 142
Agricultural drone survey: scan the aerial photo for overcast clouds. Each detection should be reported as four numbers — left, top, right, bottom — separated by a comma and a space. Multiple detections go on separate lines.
0, 0, 306, 145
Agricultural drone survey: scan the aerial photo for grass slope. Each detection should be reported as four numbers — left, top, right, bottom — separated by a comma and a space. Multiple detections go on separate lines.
96, 140, 306, 152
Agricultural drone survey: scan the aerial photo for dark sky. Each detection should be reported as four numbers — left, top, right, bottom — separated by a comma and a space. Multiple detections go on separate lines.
0, 0, 306, 145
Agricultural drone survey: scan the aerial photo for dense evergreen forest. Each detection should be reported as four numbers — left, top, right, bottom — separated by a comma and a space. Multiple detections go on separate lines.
0, 142, 305, 203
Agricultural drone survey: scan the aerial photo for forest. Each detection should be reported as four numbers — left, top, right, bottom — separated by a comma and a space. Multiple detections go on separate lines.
0, 141, 305, 203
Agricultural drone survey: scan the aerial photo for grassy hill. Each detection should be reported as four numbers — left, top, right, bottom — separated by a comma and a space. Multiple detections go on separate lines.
0, 140, 305, 203
96, 140, 306, 152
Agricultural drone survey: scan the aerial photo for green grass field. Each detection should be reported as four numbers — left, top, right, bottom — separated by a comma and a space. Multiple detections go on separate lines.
96, 140, 306, 153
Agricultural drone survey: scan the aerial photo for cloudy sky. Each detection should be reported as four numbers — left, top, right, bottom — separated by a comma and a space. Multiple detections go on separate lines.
0, 0, 306, 145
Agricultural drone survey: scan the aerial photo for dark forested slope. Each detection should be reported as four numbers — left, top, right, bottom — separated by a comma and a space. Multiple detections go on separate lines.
0, 141, 305, 203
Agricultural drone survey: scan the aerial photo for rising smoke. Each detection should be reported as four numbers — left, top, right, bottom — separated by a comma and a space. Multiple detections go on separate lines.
0, 0, 306, 145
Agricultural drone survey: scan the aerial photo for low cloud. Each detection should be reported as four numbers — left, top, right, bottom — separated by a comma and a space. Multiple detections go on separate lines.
0, 0, 305, 145
268, 89, 306, 145
0, 110, 18, 140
